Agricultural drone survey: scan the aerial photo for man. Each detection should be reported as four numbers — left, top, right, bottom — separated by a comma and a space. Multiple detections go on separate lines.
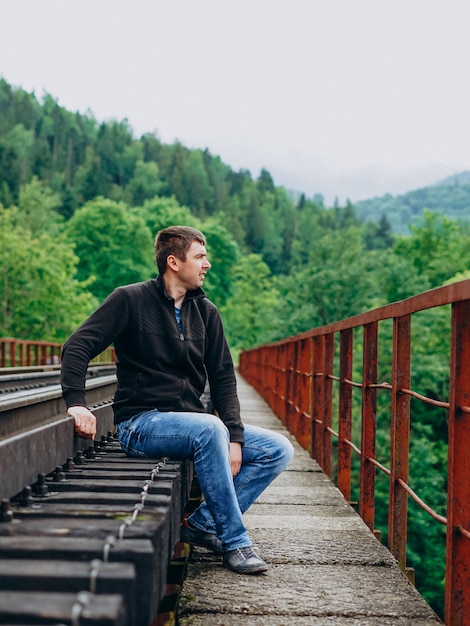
61, 225, 293, 574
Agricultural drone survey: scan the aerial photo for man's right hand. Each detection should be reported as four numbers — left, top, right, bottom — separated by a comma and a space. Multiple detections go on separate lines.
67, 405, 97, 440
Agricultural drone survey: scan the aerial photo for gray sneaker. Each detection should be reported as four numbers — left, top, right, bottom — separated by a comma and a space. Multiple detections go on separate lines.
223, 546, 268, 574
180, 521, 224, 554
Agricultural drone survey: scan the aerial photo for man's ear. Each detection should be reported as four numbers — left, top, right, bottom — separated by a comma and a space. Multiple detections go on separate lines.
167, 254, 179, 272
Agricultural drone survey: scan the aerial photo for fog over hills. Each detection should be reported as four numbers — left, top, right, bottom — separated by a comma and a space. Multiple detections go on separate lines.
350, 170, 470, 234
436, 171, 470, 187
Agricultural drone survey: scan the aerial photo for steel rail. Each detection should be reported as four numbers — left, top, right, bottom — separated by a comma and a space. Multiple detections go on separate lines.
0, 364, 116, 392
0, 373, 117, 501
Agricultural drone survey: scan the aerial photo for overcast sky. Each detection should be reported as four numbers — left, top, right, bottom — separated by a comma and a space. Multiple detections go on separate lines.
1, 0, 469, 205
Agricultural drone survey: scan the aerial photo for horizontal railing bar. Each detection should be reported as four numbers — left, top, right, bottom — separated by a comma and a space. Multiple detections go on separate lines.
400, 388, 450, 409
369, 382, 392, 389
458, 526, 470, 540
267, 279, 470, 346
321, 376, 456, 414
343, 378, 363, 388
366, 456, 391, 476
344, 438, 361, 457
350, 451, 446, 527
397, 477, 447, 525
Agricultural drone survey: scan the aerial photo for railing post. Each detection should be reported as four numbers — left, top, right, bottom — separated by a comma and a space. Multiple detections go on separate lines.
323, 333, 334, 478
285, 341, 295, 432
273, 346, 282, 419
288, 340, 300, 438
360, 322, 378, 531
446, 300, 470, 625
9, 339, 16, 368
264, 347, 276, 407
296, 337, 312, 451
278, 344, 288, 424
338, 328, 353, 502
311, 335, 325, 466
282, 344, 288, 419
388, 314, 411, 572
268, 347, 276, 408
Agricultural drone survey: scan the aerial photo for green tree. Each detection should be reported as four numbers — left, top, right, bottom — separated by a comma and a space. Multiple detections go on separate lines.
3, 124, 34, 184
125, 160, 163, 206
73, 146, 110, 203
220, 254, 280, 354
253, 191, 284, 274
373, 249, 431, 305
95, 120, 134, 187
218, 194, 246, 247
393, 210, 470, 288
0, 139, 21, 205
272, 227, 380, 339
65, 197, 155, 301
0, 79, 38, 135
15, 177, 63, 236
290, 197, 322, 269
363, 214, 394, 250
203, 150, 230, 214
0, 204, 95, 340
140, 195, 199, 236
201, 219, 239, 308
181, 149, 213, 216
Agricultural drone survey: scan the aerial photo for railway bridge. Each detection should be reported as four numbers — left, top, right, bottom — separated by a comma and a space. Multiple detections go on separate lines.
1, 278, 470, 624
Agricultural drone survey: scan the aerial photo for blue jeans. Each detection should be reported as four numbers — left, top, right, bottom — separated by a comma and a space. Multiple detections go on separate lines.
116, 410, 294, 552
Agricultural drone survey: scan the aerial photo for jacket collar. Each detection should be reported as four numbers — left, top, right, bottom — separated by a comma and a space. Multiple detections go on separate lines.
154, 274, 206, 303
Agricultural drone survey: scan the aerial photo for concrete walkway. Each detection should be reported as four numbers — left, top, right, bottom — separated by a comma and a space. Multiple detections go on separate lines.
178, 373, 443, 625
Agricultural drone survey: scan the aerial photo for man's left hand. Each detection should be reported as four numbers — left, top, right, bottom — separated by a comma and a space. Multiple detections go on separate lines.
230, 442, 242, 477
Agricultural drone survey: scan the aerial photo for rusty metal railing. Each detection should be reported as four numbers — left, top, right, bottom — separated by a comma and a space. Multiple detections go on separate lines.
239, 279, 470, 626
0, 338, 62, 367
0, 338, 115, 368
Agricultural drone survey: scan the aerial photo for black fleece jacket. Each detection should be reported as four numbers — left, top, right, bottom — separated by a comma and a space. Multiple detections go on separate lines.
60, 276, 244, 444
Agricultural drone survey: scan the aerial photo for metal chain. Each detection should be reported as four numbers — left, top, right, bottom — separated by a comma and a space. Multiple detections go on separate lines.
117, 457, 169, 540
89, 559, 102, 594
70, 456, 170, 624
71, 591, 92, 626
102, 535, 117, 562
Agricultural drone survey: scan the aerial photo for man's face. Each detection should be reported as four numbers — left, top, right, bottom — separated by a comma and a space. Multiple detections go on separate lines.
177, 241, 211, 290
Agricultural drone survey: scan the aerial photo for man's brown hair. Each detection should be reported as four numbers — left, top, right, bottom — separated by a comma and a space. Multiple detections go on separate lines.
154, 225, 206, 275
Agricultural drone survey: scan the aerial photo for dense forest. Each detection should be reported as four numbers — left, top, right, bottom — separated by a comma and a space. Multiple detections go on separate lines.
353, 171, 470, 234
1, 77, 470, 618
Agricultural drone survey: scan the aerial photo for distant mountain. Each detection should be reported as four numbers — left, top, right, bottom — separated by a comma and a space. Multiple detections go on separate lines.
352, 172, 470, 234
436, 170, 470, 187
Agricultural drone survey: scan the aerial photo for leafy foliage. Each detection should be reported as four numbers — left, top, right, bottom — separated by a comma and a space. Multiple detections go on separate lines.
220, 254, 280, 354
64, 197, 155, 301
0, 204, 95, 340
353, 180, 470, 234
